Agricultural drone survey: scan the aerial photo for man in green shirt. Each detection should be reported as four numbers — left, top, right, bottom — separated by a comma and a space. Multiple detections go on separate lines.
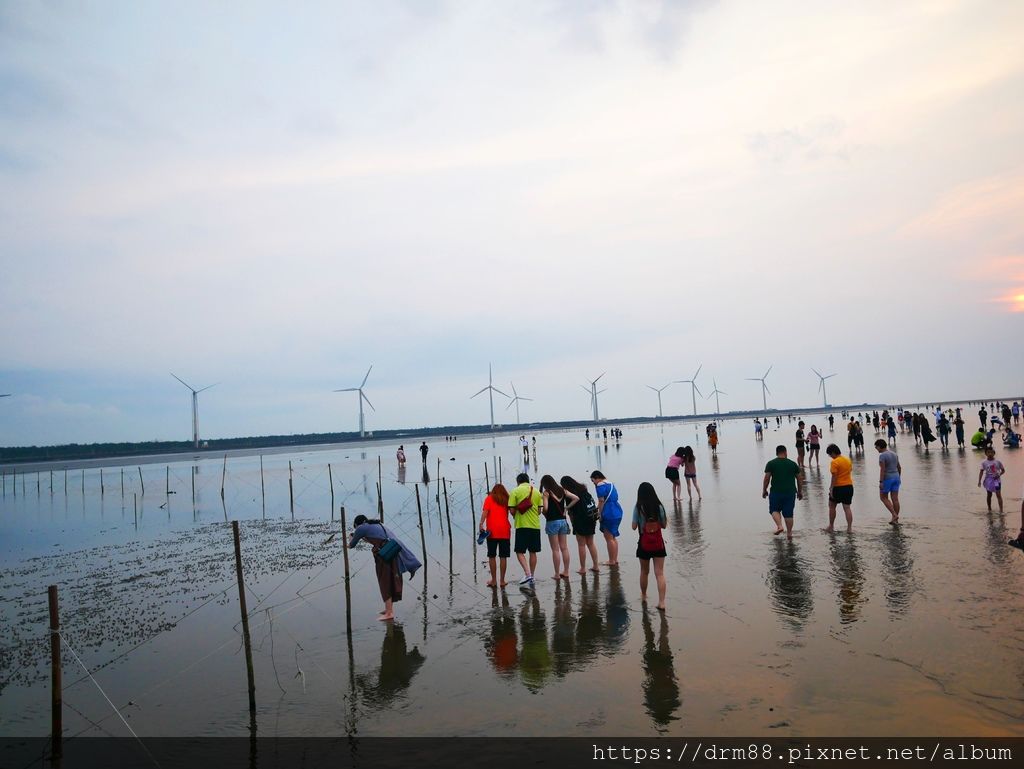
508, 472, 543, 587
762, 445, 804, 540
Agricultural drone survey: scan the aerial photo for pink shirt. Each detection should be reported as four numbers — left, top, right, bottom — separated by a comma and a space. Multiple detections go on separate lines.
667, 455, 683, 469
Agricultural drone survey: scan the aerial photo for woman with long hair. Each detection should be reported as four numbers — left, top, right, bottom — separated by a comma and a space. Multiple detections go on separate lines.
665, 447, 685, 500
561, 475, 600, 573
681, 446, 701, 501
478, 483, 511, 587
540, 474, 575, 579
632, 482, 668, 610
590, 470, 623, 566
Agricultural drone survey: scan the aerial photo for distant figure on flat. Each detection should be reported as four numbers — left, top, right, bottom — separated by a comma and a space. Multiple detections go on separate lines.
396, 445, 406, 467
419, 442, 428, 464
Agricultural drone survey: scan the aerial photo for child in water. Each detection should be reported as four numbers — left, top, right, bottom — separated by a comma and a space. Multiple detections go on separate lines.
978, 447, 1006, 513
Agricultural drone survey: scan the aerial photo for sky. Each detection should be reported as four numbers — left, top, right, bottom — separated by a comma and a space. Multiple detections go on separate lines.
1, 0, 1023, 447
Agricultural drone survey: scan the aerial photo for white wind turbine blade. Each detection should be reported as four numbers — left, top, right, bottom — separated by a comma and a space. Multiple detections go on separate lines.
361, 391, 375, 411
196, 382, 218, 394
593, 372, 606, 385
334, 387, 359, 393
170, 373, 196, 392
471, 386, 489, 399
491, 386, 511, 399
692, 383, 703, 397
692, 364, 702, 381
763, 365, 773, 379
519, 396, 533, 402
811, 367, 823, 379
361, 365, 373, 388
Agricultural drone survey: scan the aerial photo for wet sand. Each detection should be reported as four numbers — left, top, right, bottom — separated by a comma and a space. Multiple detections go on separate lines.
2, 410, 1022, 737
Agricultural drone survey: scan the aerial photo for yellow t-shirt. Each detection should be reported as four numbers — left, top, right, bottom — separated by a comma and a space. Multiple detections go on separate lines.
507, 483, 542, 530
830, 455, 853, 486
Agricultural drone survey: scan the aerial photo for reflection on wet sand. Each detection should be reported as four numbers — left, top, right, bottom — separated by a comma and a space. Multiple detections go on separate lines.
641, 608, 681, 731
765, 540, 814, 630
670, 500, 705, 576
826, 532, 866, 625
879, 527, 917, 616
356, 623, 426, 709
482, 571, 634, 691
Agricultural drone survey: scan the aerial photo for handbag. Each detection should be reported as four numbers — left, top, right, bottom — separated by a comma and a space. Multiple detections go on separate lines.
377, 538, 401, 563
595, 484, 615, 520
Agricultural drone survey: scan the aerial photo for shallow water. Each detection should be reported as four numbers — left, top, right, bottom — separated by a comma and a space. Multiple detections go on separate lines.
2, 411, 1023, 737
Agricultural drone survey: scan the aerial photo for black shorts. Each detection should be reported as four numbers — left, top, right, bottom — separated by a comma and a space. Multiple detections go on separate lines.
830, 485, 854, 505
665, 466, 680, 481
514, 528, 541, 553
486, 537, 510, 558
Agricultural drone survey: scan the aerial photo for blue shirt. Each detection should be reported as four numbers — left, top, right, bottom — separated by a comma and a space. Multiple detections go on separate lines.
595, 482, 623, 519
349, 522, 422, 578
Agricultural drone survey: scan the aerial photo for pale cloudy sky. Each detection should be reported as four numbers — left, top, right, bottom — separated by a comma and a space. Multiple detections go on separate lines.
1, 0, 1023, 446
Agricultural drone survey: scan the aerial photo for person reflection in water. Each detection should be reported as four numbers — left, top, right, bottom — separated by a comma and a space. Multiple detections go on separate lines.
356, 622, 425, 707
518, 596, 552, 692
485, 592, 518, 681
827, 533, 866, 624
641, 608, 681, 731
766, 540, 813, 630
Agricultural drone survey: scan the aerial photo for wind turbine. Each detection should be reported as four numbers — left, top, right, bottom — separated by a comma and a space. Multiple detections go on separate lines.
580, 373, 606, 421
171, 373, 218, 450
505, 382, 533, 424
812, 368, 837, 408
646, 383, 672, 418
707, 379, 726, 415
334, 365, 375, 437
746, 365, 773, 411
675, 364, 703, 416
471, 363, 509, 430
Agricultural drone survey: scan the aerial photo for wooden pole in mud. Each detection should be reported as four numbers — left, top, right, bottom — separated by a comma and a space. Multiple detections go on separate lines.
467, 464, 475, 515
259, 456, 265, 518
287, 461, 294, 517
339, 505, 352, 636
11, 468, 15, 499
133, 493, 137, 526
484, 463, 489, 491
37, 472, 40, 497
63, 468, 67, 496
328, 463, 334, 522
120, 468, 124, 498
467, 467, 477, 575
81, 470, 84, 495
231, 521, 257, 717
50, 470, 54, 496
377, 456, 383, 511
47, 584, 62, 761
100, 469, 104, 497
220, 455, 227, 500
443, 478, 453, 570
415, 484, 427, 580
137, 467, 144, 495
498, 456, 503, 484
165, 466, 169, 496
191, 467, 196, 507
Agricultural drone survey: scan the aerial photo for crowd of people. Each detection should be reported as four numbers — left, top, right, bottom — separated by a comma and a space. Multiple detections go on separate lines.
349, 400, 1022, 622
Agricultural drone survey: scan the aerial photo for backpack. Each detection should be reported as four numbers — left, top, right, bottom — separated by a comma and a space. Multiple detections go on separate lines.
579, 490, 599, 520
514, 486, 536, 513
638, 507, 664, 551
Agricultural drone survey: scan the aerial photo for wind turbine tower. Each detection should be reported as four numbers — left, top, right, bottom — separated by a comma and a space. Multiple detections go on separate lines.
506, 382, 534, 424
646, 383, 671, 418
707, 379, 727, 415
746, 366, 773, 412
171, 373, 218, 450
675, 364, 703, 416
471, 363, 510, 430
334, 365, 375, 437
581, 373, 606, 422
813, 368, 837, 408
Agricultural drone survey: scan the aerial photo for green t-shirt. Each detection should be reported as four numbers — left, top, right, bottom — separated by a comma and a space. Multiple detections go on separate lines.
508, 483, 542, 530
764, 457, 801, 493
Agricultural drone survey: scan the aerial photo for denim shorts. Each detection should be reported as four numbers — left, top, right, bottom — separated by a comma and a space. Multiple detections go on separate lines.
545, 519, 570, 536
768, 492, 796, 519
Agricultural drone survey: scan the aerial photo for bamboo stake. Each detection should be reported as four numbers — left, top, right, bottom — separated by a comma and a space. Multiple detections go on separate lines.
443, 478, 453, 571
415, 484, 427, 581
231, 521, 257, 717
328, 463, 334, 522
220, 454, 227, 499
467, 464, 476, 514
339, 505, 352, 635
138, 467, 144, 495
288, 461, 294, 518
191, 466, 196, 508
11, 468, 14, 499
100, 469, 104, 497
37, 472, 40, 497
64, 468, 67, 496
50, 470, 54, 496
47, 585, 62, 761
484, 463, 489, 493
120, 468, 124, 498
376, 482, 384, 522
165, 466, 170, 496
498, 456, 503, 484
133, 493, 138, 527
81, 470, 84, 495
